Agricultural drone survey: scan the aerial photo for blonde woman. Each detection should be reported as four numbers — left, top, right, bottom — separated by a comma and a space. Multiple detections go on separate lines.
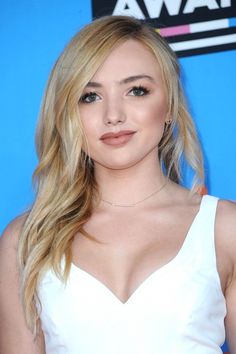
0, 15, 236, 354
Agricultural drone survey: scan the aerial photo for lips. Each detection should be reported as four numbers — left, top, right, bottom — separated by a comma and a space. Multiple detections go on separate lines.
100, 130, 136, 146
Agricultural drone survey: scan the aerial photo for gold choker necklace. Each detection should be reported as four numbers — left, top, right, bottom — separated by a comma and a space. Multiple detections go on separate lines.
101, 181, 167, 207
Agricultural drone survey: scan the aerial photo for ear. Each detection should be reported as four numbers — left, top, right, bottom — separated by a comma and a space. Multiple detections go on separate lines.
165, 118, 172, 125
165, 112, 172, 125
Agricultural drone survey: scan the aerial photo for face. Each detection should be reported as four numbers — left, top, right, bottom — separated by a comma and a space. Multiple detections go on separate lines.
78, 39, 169, 171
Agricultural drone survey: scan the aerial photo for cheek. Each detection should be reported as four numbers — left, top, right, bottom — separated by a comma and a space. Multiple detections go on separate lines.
79, 102, 105, 135
79, 117, 99, 156
134, 99, 167, 129
80, 112, 99, 141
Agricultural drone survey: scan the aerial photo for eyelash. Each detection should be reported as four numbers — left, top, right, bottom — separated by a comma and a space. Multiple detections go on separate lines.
79, 85, 150, 104
129, 85, 150, 96
79, 92, 99, 104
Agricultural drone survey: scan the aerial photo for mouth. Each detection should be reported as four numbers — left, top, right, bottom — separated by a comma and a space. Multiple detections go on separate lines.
100, 130, 136, 146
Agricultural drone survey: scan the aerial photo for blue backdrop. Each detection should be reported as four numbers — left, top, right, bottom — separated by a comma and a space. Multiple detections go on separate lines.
1, 1, 236, 234
1, 3, 235, 351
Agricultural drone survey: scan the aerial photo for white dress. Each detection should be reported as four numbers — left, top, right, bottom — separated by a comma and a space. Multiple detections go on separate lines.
37, 195, 226, 353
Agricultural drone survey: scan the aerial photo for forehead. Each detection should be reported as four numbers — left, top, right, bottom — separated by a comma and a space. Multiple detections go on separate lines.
91, 39, 162, 82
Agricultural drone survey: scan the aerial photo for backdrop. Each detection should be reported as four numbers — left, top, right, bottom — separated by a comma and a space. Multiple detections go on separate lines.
1, 1, 235, 352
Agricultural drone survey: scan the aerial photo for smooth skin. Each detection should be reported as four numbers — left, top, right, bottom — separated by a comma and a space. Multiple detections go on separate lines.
1, 40, 236, 353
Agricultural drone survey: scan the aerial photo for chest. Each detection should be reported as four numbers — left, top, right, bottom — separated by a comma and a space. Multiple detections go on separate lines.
38, 196, 227, 353
72, 209, 197, 302
38, 254, 226, 354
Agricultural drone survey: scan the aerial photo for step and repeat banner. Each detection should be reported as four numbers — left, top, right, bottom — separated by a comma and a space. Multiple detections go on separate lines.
1, 1, 235, 351
93, 0, 236, 56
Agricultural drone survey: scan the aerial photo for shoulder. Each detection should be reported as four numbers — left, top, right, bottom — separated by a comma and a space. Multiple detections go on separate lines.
1, 213, 29, 237
0, 213, 29, 263
214, 198, 236, 281
0, 213, 29, 284
215, 198, 236, 251
0, 215, 46, 353
216, 197, 236, 217
215, 199, 236, 350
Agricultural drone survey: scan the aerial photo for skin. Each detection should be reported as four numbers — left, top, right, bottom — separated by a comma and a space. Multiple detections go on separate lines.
1, 39, 236, 353
79, 40, 168, 175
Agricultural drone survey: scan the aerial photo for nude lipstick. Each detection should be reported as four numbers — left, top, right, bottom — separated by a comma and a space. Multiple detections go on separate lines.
100, 130, 136, 146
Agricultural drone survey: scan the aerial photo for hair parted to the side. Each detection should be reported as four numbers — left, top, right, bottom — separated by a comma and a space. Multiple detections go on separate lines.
17, 15, 204, 334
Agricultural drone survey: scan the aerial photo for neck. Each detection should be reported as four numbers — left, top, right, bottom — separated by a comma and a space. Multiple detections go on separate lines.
94, 157, 166, 208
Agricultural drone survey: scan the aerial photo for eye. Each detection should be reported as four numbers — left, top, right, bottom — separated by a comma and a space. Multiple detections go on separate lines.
129, 86, 150, 97
79, 92, 100, 104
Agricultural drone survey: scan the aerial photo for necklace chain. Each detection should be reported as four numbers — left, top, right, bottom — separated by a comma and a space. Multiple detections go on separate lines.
101, 181, 167, 207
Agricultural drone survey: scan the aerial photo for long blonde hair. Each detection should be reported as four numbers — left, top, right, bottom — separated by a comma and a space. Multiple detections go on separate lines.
18, 15, 204, 333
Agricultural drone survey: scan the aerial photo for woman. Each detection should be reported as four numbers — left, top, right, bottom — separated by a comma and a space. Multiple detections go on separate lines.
0, 15, 236, 354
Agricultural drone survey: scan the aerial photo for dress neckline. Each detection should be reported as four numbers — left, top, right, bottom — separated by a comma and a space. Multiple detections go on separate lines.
69, 195, 206, 305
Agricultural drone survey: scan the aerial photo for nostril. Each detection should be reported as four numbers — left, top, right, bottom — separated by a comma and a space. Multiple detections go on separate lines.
104, 111, 126, 125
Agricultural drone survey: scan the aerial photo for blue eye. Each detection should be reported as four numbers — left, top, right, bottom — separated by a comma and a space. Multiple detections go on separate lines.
80, 92, 99, 103
129, 86, 150, 96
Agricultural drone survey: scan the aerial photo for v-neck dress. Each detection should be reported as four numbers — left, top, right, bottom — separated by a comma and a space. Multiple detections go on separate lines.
37, 195, 226, 354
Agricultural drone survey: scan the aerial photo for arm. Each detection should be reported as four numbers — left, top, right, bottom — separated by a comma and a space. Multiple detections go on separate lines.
0, 216, 45, 354
216, 200, 236, 354
225, 278, 236, 353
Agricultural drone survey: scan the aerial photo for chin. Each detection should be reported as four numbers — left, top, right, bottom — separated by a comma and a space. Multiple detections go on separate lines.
95, 157, 146, 171
93, 147, 158, 171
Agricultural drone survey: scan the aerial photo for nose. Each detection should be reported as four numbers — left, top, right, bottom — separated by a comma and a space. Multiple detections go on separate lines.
103, 99, 126, 126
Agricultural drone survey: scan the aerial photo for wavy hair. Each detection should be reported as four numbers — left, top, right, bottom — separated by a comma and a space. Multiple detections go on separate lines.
18, 15, 204, 334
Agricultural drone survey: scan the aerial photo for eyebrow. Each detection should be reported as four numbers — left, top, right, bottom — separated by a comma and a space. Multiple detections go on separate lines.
86, 74, 155, 88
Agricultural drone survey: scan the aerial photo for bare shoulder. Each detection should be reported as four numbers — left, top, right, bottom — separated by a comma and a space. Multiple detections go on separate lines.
215, 198, 236, 263
0, 213, 29, 272
0, 213, 28, 249
215, 199, 236, 352
214, 198, 236, 293
217, 198, 236, 221
0, 213, 45, 353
